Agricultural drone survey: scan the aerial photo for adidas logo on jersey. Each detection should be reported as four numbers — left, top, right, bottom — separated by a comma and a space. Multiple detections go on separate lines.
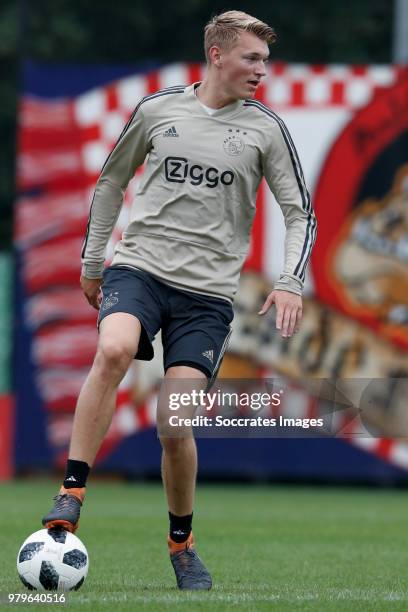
202, 349, 214, 364
163, 126, 179, 137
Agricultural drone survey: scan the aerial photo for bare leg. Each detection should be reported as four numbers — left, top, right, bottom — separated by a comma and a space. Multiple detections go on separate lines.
158, 367, 213, 590
161, 438, 198, 515
69, 313, 142, 466
158, 366, 206, 515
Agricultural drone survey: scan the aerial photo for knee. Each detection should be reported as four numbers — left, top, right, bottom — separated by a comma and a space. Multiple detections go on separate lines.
94, 340, 135, 379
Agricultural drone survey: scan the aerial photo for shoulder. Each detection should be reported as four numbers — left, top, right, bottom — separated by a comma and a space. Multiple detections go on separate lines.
243, 99, 287, 133
136, 85, 187, 116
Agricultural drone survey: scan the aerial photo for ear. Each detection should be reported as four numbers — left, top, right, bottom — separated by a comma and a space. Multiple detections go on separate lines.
208, 45, 222, 68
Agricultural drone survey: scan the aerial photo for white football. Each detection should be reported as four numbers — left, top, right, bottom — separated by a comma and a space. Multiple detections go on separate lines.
17, 528, 88, 591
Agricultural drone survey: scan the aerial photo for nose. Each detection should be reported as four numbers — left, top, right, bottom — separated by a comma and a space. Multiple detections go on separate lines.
254, 60, 266, 78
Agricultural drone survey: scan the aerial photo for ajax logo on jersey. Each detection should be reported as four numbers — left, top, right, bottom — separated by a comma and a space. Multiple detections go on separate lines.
223, 128, 247, 156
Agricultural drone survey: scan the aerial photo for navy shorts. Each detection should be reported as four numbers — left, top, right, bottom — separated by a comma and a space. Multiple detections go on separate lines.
98, 266, 234, 382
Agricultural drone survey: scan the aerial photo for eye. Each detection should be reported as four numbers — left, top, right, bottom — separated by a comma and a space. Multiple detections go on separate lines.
244, 56, 269, 64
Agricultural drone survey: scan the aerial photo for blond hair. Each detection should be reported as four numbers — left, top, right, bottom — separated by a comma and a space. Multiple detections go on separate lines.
204, 11, 276, 63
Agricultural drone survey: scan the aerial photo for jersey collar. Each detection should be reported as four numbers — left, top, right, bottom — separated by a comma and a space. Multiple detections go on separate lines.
185, 82, 244, 118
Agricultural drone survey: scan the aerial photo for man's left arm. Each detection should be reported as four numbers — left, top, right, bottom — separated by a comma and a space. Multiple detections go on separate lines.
261, 121, 317, 337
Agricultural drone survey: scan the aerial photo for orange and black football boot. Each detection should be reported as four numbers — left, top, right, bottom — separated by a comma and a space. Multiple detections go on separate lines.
42, 486, 85, 533
168, 532, 212, 590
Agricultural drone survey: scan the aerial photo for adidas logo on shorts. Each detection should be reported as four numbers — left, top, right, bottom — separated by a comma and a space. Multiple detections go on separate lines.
163, 126, 179, 137
202, 349, 214, 364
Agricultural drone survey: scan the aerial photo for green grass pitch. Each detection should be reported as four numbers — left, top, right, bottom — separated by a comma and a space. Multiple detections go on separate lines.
1, 481, 408, 610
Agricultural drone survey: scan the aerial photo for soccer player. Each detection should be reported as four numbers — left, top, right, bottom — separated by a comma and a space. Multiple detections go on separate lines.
42, 10, 317, 590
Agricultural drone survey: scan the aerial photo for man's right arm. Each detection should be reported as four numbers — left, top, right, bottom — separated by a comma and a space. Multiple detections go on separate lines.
81, 102, 150, 281
81, 276, 103, 310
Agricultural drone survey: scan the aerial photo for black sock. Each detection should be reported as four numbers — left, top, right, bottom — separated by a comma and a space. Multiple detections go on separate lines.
169, 511, 193, 543
63, 459, 90, 489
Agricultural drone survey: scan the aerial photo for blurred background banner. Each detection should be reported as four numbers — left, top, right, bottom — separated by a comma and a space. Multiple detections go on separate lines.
0, 252, 13, 480
13, 61, 408, 482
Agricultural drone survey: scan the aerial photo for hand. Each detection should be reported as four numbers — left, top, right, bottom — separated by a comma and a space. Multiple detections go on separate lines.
258, 289, 302, 338
80, 275, 103, 310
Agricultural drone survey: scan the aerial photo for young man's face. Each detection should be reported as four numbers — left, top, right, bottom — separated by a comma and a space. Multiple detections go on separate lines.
215, 31, 269, 100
